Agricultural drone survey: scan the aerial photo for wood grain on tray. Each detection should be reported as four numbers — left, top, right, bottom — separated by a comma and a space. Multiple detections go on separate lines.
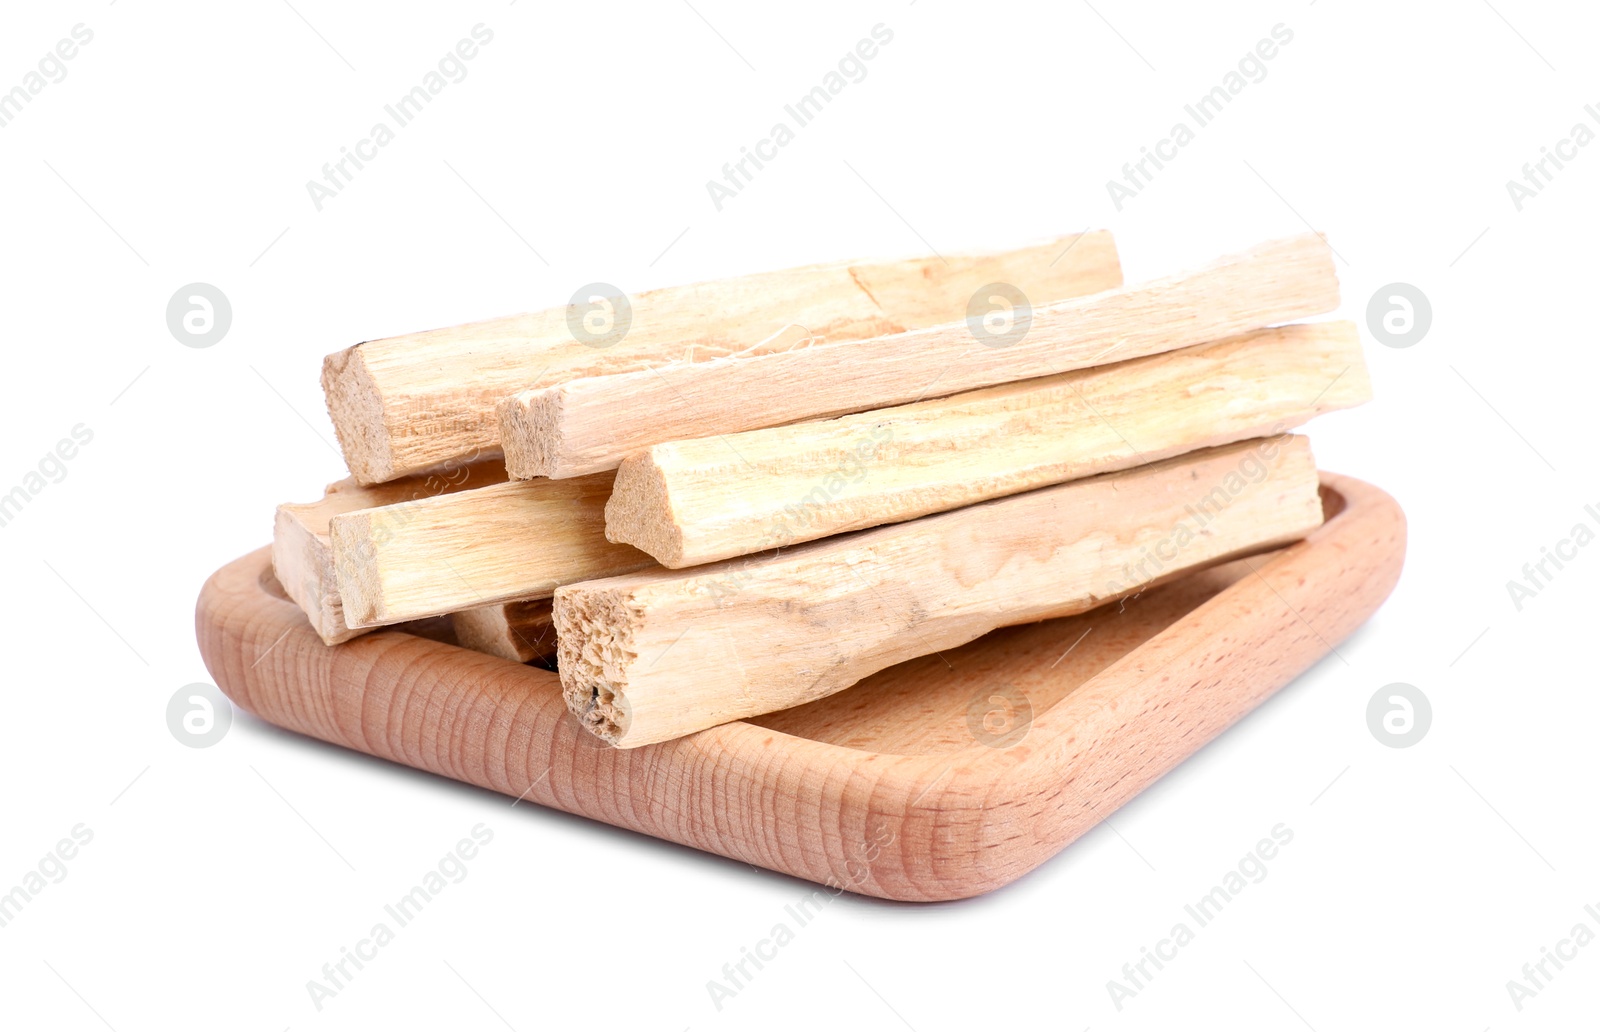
220, 229, 1403, 894
200, 475, 1403, 901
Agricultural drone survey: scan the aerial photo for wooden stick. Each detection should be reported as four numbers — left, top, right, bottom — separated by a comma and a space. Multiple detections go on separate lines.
500, 233, 1338, 479
329, 473, 653, 628
451, 599, 557, 665
272, 466, 551, 657
555, 435, 1325, 748
271, 460, 506, 644
203, 474, 1404, 899
323, 232, 1121, 483
606, 321, 1369, 567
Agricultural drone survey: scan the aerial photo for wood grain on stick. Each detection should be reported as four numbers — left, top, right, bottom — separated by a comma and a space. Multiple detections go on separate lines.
329, 473, 652, 628
451, 599, 557, 664
198, 473, 1406, 900
322, 232, 1121, 483
557, 435, 1325, 748
606, 321, 1369, 567
271, 461, 506, 644
500, 234, 1339, 479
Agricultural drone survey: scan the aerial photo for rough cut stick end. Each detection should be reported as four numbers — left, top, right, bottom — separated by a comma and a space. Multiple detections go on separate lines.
271, 504, 361, 645
321, 345, 395, 485
553, 585, 642, 745
498, 388, 565, 480
605, 453, 687, 567
557, 436, 1324, 749
451, 599, 557, 664
327, 509, 386, 628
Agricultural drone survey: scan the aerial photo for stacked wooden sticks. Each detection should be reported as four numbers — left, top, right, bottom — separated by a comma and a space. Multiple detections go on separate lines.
272, 230, 1368, 748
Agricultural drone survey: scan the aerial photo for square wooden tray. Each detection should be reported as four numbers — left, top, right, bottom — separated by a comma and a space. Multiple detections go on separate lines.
196, 473, 1403, 902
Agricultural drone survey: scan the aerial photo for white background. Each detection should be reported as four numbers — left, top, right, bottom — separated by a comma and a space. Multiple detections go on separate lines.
1, 0, 1596, 1028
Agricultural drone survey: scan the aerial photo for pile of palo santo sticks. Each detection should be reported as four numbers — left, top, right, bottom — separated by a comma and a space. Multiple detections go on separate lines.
272, 230, 1367, 748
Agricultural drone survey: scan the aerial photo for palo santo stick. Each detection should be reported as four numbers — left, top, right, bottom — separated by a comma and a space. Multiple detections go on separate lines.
329, 473, 653, 628
607, 321, 1370, 567
272, 461, 506, 644
324, 232, 1121, 484
556, 435, 1325, 748
451, 599, 557, 665
501, 233, 1338, 479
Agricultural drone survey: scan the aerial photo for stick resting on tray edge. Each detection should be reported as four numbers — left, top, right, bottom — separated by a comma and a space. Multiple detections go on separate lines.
271, 460, 507, 645
328, 472, 653, 628
555, 434, 1325, 748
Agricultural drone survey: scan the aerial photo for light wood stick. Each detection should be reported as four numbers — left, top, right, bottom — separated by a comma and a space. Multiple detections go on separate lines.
555, 435, 1325, 748
204, 473, 1405, 900
271, 460, 506, 644
272, 466, 552, 657
451, 599, 557, 665
329, 473, 652, 628
323, 232, 1121, 483
606, 321, 1369, 567
501, 234, 1338, 479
